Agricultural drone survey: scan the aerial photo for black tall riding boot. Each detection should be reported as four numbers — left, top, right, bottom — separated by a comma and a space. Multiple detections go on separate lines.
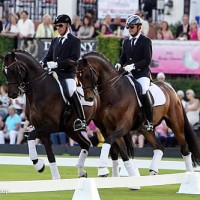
69, 91, 86, 131
142, 90, 153, 131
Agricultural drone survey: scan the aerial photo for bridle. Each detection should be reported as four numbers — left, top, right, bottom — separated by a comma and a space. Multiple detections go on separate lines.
77, 59, 124, 95
3, 58, 47, 94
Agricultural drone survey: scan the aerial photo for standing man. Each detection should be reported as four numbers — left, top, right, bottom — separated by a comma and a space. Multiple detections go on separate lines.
115, 15, 153, 131
42, 14, 86, 131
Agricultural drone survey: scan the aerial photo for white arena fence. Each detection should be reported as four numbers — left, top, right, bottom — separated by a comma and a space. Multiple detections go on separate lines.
0, 156, 200, 199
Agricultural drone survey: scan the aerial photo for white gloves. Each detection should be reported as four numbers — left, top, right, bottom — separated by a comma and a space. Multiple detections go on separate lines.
124, 64, 135, 72
114, 63, 121, 71
47, 61, 58, 69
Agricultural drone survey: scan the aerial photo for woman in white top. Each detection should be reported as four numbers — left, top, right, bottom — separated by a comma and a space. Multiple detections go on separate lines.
185, 89, 200, 126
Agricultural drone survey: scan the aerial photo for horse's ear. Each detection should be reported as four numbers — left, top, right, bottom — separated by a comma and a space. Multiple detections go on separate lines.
0, 54, 4, 61
68, 59, 77, 66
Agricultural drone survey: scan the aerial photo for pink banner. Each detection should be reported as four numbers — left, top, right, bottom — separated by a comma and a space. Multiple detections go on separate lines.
151, 40, 200, 75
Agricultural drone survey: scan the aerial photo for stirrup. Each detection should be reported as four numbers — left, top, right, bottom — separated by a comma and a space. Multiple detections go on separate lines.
144, 121, 153, 131
73, 119, 86, 131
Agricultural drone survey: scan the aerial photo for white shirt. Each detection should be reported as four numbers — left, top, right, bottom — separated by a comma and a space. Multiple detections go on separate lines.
17, 19, 35, 37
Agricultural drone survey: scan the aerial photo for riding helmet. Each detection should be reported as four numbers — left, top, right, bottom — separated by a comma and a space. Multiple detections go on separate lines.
54, 14, 72, 26
126, 15, 142, 27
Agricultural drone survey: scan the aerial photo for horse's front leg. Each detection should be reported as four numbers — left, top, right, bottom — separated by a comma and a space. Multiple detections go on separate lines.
27, 127, 45, 173
40, 135, 60, 180
68, 130, 91, 178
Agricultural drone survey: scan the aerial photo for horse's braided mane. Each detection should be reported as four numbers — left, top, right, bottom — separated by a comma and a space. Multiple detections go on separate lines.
13, 49, 40, 65
83, 51, 113, 67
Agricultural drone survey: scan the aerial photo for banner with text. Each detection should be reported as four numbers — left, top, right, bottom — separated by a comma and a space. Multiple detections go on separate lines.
151, 40, 200, 75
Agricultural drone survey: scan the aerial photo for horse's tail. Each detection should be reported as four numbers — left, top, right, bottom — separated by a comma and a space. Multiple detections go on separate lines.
124, 132, 134, 159
183, 108, 200, 167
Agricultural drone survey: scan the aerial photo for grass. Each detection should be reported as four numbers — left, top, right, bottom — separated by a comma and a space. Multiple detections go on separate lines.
0, 156, 200, 200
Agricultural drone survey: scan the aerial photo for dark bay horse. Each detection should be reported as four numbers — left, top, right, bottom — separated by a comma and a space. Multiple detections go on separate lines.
77, 51, 200, 176
0, 50, 95, 179
0, 50, 137, 179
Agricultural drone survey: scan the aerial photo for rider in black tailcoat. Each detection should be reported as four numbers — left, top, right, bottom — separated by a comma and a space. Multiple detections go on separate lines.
42, 14, 86, 131
115, 15, 153, 131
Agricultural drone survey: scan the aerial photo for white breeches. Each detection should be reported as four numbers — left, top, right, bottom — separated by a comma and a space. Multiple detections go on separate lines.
136, 77, 150, 94
65, 78, 77, 97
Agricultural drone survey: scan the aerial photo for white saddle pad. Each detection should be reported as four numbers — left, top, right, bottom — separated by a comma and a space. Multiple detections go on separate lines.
125, 75, 166, 107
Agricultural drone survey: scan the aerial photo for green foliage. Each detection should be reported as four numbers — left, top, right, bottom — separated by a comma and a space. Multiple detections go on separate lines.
96, 36, 122, 65
0, 35, 15, 84
169, 22, 179, 37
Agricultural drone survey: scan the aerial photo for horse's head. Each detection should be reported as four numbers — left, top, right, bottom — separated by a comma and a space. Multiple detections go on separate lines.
1, 51, 26, 98
77, 57, 99, 101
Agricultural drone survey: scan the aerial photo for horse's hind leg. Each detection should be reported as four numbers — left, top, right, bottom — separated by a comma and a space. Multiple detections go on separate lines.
27, 127, 45, 173
40, 135, 60, 179
69, 130, 90, 177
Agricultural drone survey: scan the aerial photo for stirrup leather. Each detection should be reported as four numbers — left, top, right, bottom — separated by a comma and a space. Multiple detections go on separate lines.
73, 119, 86, 131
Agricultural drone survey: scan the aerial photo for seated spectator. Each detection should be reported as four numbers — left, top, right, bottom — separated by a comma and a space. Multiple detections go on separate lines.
51, 132, 67, 147
0, 84, 10, 120
93, 19, 101, 37
189, 19, 199, 40
16, 119, 29, 144
185, 89, 200, 126
100, 15, 113, 36
36, 13, 54, 38
131, 130, 145, 148
77, 15, 95, 39
156, 72, 166, 81
157, 21, 174, 40
1, 13, 19, 37
177, 90, 187, 108
86, 120, 104, 147
17, 10, 35, 38
0, 105, 21, 144
11, 94, 25, 115
71, 15, 81, 36
176, 14, 190, 39
110, 16, 124, 36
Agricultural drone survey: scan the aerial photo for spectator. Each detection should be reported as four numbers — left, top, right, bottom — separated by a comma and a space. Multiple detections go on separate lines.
0, 84, 10, 120
36, 14, 54, 38
11, 94, 25, 115
1, 13, 19, 37
93, 19, 101, 37
131, 130, 145, 148
185, 89, 200, 126
177, 32, 189, 40
0, 105, 21, 144
51, 132, 67, 147
156, 72, 165, 81
17, 10, 35, 38
100, 15, 113, 36
156, 30, 163, 39
177, 90, 186, 108
189, 19, 199, 40
176, 14, 190, 39
157, 21, 174, 40
71, 15, 81, 36
77, 15, 95, 39
110, 16, 124, 36
16, 119, 29, 144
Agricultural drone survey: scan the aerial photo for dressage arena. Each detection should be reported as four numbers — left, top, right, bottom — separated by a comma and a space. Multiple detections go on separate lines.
0, 155, 200, 199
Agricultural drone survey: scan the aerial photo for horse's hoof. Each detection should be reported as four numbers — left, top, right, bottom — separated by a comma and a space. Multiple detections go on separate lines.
149, 170, 158, 175
129, 186, 141, 190
98, 167, 109, 177
34, 158, 45, 173
79, 171, 88, 178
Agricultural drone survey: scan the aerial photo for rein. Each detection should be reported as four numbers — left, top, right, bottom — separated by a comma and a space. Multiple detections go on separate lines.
3, 59, 47, 94
77, 60, 125, 95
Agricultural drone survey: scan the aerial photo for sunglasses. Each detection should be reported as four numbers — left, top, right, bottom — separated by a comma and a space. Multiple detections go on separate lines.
55, 24, 65, 28
126, 26, 135, 29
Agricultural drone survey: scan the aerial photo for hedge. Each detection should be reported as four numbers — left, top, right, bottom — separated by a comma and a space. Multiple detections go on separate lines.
0, 35, 200, 98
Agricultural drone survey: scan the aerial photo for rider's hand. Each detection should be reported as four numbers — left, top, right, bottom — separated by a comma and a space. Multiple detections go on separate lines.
124, 64, 135, 72
114, 63, 121, 71
47, 61, 58, 69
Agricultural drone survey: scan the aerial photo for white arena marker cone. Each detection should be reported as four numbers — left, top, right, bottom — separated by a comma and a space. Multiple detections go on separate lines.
178, 172, 200, 194
72, 178, 101, 200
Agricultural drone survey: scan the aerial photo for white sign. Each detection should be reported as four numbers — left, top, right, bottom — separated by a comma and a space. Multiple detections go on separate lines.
98, 0, 139, 19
